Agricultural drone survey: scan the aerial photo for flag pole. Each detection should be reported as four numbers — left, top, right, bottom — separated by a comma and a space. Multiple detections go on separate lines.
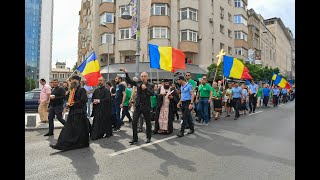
67, 69, 78, 80
150, 68, 152, 83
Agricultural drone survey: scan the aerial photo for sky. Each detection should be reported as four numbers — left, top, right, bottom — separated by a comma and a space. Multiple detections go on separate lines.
52, 0, 295, 69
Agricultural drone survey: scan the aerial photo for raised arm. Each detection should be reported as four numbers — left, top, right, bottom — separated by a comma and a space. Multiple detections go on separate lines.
123, 68, 137, 86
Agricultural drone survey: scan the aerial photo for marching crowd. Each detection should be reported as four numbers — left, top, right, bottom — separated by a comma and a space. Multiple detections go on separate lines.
37, 69, 295, 151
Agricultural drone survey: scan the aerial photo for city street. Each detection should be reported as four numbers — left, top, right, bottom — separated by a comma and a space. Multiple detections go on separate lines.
26, 102, 295, 180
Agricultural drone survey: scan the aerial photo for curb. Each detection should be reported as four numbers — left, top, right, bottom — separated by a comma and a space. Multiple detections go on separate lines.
25, 126, 64, 131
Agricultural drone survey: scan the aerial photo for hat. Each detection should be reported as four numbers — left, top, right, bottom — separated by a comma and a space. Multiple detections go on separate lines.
163, 79, 170, 82
177, 76, 185, 81
71, 75, 81, 81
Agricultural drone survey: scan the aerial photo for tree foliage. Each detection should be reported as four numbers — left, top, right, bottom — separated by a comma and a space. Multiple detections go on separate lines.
25, 77, 36, 92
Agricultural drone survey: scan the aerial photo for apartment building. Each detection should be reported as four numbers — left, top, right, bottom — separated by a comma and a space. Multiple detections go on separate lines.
77, 0, 245, 78
264, 17, 293, 76
233, 0, 249, 61
247, 8, 276, 67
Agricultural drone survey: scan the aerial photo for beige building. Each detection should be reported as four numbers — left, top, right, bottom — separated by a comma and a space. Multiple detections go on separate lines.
51, 62, 73, 82
291, 38, 295, 79
264, 17, 293, 76
247, 9, 276, 67
233, 0, 249, 61
77, 0, 248, 78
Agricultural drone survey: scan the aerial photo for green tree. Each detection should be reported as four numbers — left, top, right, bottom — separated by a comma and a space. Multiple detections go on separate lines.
25, 77, 36, 92
72, 62, 78, 71
207, 63, 223, 81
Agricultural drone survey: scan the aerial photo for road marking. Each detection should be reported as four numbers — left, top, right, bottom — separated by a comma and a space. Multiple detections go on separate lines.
108, 135, 178, 157
248, 110, 263, 116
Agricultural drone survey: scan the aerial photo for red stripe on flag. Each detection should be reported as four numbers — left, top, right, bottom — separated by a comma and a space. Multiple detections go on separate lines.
241, 66, 252, 80
84, 72, 101, 86
172, 48, 186, 70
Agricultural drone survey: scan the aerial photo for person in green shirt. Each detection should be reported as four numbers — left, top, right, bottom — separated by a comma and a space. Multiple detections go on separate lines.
121, 87, 132, 122
196, 76, 212, 125
212, 85, 223, 120
256, 84, 263, 108
185, 72, 197, 89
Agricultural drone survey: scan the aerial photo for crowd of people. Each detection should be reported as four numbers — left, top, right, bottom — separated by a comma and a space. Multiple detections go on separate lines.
37, 70, 295, 151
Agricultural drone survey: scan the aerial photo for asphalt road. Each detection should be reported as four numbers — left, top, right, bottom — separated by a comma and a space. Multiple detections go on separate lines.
25, 102, 295, 180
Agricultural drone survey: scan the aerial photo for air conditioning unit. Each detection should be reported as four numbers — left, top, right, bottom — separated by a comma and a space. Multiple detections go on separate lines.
209, 17, 213, 23
198, 35, 202, 40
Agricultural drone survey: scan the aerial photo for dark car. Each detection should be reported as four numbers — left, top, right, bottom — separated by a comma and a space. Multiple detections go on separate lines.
25, 89, 41, 112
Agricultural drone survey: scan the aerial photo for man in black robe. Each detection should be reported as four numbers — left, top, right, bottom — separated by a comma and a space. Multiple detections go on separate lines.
153, 80, 179, 134
50, 75, 90, 151
90, 77, 113, 140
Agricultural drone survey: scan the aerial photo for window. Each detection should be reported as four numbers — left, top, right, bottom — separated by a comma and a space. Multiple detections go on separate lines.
234, 0, 241, 7
119, 28, 134, 40
125, 56, 136, 63
228, 46, 232, 55
180, 8, 198, 21
234, 31, 247, 41
234, 15, 247, 26
220, 43, 224, 50
220, 24, 224, 34
234, 48, 248, 57
119, 6, 132, 17
180, 30, 198, 42
101, 33, 114, 44
220, 7, 224, 19
151, 3, 170, 16
228, 29, 232, 38
100, 12, 114, 24
228, 13, 232, 21
101, 0, 113, 3
53, 74, 57, 78
60, 74, 64, 79
149, 27, 170, 39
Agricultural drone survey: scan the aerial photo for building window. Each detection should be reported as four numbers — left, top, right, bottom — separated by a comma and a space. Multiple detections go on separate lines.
100, 12, 114, 24
53, 74, 57, 78
119, 28, 135, 40
220, 24, 224, 34
220, 7, 224, 19
228, 46, 232, 55
149, 27, 170, 39
228, 29, 232, 38
101, 33, 114, 44
234, 48, 248, 57
180, 8, 198, 21
228, 13, 232, 21
234, 15, 247, 26
220, 43, 224, 50
234, 31, 247, 41
234, 0, 241, 7
59, 74, 64, 79
125, 56, 136, 63
119, 6, 132, 17
151, 3, 170, 16
101, 0, 114, 3
180, 30, 197, 42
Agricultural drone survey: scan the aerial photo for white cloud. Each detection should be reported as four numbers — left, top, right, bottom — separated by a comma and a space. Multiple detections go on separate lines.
248, 0, 295, 37
52, 0, 81, 69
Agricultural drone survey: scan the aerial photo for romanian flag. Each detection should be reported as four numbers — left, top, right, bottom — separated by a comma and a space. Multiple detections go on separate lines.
272, 72, 277, 80
273, 74, 291, 89
223, 56, 252, 80
148, 44, 186, 72
77, 52, 101, 86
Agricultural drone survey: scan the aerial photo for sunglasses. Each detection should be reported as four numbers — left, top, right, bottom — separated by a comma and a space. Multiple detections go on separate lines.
185, 75, 190, 76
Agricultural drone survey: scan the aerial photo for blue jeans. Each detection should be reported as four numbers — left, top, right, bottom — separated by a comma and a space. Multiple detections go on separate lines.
115, 103, 123, 129
197, 97, 209, 123
87, 98, 92, 117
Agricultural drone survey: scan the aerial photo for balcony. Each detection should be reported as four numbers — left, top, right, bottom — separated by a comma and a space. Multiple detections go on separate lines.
179, 0, 198, 9
179, 41, 199, 53
179, 19, 198, 32
98, 24, 115, 34
234, 39, 249, 49
118, 18, 132, 29
149, 16, 171, 28
99, 2, 115, 14
148, 39, 170, 46
99, 44, 114, 55
151, 0, 171, 4
118, 39, 137, 51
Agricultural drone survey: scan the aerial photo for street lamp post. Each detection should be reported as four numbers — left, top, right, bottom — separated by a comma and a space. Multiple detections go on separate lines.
30, 70, 34, 91
121, 0, 140, 78
99, 22, 110, 81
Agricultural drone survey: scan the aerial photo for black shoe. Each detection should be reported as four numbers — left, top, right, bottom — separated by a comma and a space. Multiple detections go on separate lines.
177, 131, 184, 137
146, 138, 151, 143
234, 118, 238, 120
44, 133, 54, 136
253, 111, 255, 113
152, 130, 158, 134
249, 111, 252, 113
187, 130, 194, 134
129, 139, 138, 145
226, 115, 230, 117
50, 144, 63, 150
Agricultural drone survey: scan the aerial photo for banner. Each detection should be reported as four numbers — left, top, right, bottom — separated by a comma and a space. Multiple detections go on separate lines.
131, 0, 137, 36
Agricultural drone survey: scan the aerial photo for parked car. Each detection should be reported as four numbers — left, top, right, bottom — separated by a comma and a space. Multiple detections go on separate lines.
25, 89, 41, 112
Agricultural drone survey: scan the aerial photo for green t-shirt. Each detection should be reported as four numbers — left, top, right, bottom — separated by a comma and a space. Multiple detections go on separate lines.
188, 79, 197, 89
212, 89, 223, 98
123, 88, 132, 106
257, 88, 263, 97
150, 95, 157, 108
198, 83, 212, 98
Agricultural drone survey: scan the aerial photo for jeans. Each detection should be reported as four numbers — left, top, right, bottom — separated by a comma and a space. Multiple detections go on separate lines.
233, 98, 241, 118
197, 98, 209, 123
48, 106, 66, 134
263, 96, 269, 107
115, 103, 122, 129
273, 95, 279, 106
87, 98, 92, 117
181, 100, 194, 131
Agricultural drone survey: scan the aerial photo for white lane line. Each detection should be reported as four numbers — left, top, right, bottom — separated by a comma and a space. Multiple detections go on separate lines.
108, 135, 178, 157
248, 110, 263, 116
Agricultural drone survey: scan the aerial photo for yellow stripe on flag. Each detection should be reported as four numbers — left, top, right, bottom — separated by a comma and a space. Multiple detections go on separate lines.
272, 74, 277, 80
159, 47, 172, 72
230, 58, 244, 79
278, 78, 287, 88
82, 60, 100, 76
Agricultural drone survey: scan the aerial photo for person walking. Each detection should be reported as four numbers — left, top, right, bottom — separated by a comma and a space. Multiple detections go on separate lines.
38, 78, 51, 123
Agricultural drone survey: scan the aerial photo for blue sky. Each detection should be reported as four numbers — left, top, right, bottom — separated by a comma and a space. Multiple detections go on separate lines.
52, 0, 295, 68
